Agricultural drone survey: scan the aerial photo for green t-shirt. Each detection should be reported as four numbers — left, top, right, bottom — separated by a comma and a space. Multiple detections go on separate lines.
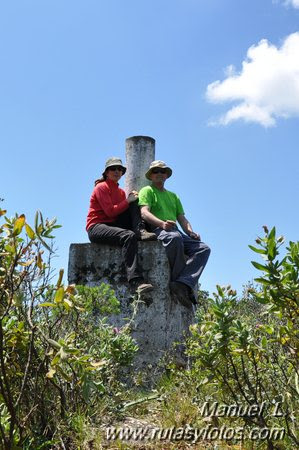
138, 185, 184, 222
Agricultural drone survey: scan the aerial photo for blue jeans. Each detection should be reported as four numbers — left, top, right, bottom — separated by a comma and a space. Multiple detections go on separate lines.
153, 228, 211, 290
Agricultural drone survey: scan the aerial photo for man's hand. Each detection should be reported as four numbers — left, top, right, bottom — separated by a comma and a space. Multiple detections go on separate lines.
189, 231, 201, 240
141, 206, 177, 231
162, 220, 176, 231
127, 191, 138, 203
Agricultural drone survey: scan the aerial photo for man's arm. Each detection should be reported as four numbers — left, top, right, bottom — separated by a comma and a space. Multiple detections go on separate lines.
140, 206, 176, 231
177, 214, 201, 240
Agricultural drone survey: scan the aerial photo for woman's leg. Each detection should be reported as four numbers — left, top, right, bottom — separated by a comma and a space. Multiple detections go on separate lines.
115, 202, 156, 241
88, 223, 142, 281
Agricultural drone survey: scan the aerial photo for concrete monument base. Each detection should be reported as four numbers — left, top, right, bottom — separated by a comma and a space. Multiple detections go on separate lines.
68, 242, 194, 370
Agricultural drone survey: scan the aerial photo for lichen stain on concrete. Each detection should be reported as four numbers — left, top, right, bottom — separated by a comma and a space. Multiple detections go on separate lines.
77, 262, 97, 276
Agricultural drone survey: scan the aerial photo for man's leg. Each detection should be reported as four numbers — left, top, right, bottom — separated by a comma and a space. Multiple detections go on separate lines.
176, 233, 211, 290
88, 223, 142, 281
154, 229, 186, 281
154, 228, 195, 307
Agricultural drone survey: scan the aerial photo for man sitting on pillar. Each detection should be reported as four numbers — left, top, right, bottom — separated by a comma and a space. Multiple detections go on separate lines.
138, 160, 211, 308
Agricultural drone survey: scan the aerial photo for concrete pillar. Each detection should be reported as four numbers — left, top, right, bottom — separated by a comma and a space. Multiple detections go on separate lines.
124, 136, 155, 194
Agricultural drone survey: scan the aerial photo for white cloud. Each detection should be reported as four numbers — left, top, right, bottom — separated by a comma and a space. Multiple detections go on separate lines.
284, 0, 299, 9
206, 32, 299, 127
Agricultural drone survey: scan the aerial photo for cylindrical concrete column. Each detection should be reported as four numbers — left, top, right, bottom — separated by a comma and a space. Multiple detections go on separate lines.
125, 136, 155, 194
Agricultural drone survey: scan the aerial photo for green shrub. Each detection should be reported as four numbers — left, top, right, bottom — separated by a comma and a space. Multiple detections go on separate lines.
0, 208, 137, 448
185, 227, 298, 449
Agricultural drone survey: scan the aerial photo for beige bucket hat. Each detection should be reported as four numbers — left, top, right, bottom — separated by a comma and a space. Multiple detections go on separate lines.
103, 157, 126, 174
145, 160, 172, 180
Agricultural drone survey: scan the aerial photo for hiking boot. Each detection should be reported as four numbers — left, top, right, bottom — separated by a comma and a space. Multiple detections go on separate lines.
169, 281, 193, 309
137, 229, 157, 241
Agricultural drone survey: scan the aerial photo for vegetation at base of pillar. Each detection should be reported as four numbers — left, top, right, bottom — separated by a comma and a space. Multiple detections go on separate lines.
160, 226, 298, 449
0, 207, 137, 449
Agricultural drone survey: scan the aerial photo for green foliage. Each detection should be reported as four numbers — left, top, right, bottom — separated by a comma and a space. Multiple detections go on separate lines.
0, 208, 137, 448
2, 205, 298, 449
184, 227, 298, 448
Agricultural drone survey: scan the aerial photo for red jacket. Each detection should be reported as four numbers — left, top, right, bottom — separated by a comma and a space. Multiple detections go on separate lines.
86, 178, 129, 230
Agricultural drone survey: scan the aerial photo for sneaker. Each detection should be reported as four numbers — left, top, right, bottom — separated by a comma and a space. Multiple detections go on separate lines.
137, 229, 157, 241
169, 281, 193, 309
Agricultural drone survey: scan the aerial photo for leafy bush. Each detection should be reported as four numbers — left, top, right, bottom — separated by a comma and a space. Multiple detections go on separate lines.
185, 227, 298, 449
0, 208, 137, 448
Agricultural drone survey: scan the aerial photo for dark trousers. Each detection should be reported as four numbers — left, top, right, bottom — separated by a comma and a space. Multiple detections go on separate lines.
87, 202, 143, 282
154, 227, 211, 290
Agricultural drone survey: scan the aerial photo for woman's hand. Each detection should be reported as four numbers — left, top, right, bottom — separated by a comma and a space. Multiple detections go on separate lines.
127, 191, 138, 203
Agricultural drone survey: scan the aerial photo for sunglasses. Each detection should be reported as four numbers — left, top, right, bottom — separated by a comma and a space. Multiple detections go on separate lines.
151, 168, 167, 174
108, 166, 124, 172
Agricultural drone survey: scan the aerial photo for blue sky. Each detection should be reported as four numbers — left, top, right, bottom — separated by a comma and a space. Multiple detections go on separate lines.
1, 0, 298, 296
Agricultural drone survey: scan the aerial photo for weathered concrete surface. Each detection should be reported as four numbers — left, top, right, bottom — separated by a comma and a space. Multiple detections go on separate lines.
124, 136, 155, 194
68, 242, 194, 369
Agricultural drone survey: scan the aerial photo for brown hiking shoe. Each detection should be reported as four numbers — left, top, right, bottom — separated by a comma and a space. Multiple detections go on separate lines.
169, 282, 193, 309
137, 229, 157, 241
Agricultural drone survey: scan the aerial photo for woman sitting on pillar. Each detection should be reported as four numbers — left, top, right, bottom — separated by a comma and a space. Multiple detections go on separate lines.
86, 157, 156, 294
